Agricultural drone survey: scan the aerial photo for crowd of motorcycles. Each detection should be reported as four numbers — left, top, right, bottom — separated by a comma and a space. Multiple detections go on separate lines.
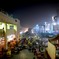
0, 38, 46, 59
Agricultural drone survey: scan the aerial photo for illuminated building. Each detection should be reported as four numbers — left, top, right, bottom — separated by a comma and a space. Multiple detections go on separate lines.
33, 24, 39, 34
52, 16, 59, 33
44, 22, 50, 33
39, 25, 45, 33
0, 12, 20, 49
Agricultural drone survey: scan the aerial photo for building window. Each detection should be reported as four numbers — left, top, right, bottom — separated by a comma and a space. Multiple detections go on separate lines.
10, 25, 14, 29
15, 20, 17, 22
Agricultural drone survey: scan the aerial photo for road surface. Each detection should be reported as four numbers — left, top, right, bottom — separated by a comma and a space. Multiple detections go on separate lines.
11, 49, 37, 59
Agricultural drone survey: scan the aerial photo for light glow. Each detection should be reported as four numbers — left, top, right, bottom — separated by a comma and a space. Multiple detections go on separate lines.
0, 22, 5, 29
7, 34, 16, 42
20, 32, 23, 34
14, 25, 17, 31
24, 28, 28, 32
31, 29, 34, 33
52, 16, 55, 22
53, 22, 56, 25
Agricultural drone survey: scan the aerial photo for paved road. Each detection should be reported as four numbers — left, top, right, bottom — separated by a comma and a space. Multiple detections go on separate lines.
11, 49, 37, 59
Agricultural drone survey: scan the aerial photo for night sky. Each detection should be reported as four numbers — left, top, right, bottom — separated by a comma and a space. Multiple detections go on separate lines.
0, 0, 59, 28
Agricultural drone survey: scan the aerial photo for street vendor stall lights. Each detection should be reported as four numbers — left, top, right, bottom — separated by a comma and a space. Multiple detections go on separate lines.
7, 34, 16, 42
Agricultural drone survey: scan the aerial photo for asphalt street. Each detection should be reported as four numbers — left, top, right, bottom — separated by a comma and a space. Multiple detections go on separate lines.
11, 49, 37, 59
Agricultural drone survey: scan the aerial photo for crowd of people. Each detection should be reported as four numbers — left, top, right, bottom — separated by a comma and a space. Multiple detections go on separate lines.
0, 37, 46, 59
